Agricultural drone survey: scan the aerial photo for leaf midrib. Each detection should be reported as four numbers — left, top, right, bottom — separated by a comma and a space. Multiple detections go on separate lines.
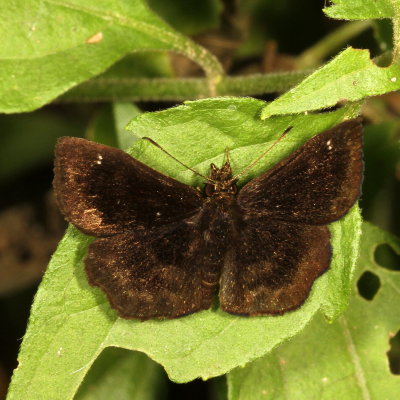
339, 317, 371, 400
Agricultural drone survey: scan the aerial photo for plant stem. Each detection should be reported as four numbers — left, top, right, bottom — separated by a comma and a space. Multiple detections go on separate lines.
173, 40, 225, 95
58, 71, 311, 103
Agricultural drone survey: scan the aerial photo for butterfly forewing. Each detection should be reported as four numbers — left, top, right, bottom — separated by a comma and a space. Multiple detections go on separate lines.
238, 118, 363, 225
54, 137, 202, 236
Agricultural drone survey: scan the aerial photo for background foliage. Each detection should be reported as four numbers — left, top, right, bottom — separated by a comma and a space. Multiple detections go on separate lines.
1, 0, 399, 399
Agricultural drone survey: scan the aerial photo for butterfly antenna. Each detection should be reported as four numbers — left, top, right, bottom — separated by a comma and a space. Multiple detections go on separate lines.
142, 137, 215, 182
230, 126, 292, 182
225, 147, 230, 164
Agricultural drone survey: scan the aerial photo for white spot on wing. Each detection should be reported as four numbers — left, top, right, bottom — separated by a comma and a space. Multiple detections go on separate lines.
96, 153, 103, 165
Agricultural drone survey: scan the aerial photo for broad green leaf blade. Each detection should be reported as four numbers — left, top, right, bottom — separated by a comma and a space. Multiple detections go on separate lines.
7, 228, 108, 400
261, 48, 400, 118
8, 98, 362, 399
0, 0, 222, 113
126, 98, 361, 187
100, 52, 174, 79
324, 0, 395, 19
319, 205, 362, 320
227, 222, 400, 400
75, 348, 166, 400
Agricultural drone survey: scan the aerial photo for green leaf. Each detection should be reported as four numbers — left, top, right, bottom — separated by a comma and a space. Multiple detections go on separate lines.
8, 98, 362, 399
100, 52, 174, 79
126, 97, 361, 187
261, 47, 400, 118
227, 222, 400, 400
0, 0, 222, 113
324, 0, 395, 19
75, 348, 166, 400
373, 19, 394, 53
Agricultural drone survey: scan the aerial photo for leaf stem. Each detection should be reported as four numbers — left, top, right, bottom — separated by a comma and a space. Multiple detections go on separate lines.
172, 40, 225, 94
58, 71, 311, 103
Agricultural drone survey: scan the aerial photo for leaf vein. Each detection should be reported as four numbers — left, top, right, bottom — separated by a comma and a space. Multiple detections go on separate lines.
339, 317, 371, 400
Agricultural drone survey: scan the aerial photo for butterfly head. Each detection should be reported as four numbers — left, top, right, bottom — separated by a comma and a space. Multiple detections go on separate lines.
204, 162, 238, 197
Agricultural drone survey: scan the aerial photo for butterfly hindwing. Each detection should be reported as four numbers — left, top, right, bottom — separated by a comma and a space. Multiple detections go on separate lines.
54, 137, 202, 236
85, 221, 218, 319
219, 219, 331, 315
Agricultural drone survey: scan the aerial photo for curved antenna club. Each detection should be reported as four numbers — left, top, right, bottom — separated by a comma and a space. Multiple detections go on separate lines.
142, 137, 216, 183
230, 126, 292, 183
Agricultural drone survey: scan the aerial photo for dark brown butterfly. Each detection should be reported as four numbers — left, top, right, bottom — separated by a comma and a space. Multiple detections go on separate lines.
53, 118, 363, 320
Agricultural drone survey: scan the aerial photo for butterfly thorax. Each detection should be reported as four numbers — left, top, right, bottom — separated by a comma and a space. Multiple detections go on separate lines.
197, 162, 243, 278
204, 162, 238, 199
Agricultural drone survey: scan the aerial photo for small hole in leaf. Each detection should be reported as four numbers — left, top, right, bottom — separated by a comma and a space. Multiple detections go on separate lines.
387, 330, 400, 375
375, 244, 400, 271
357, 271, 380, 300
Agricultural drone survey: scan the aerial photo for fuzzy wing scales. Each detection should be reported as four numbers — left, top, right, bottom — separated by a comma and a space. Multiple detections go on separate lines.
54, 137, 203, 236
238, 119, 363, 225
